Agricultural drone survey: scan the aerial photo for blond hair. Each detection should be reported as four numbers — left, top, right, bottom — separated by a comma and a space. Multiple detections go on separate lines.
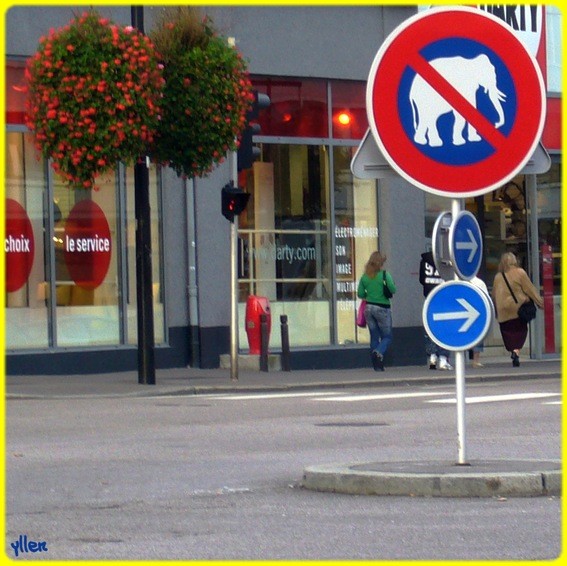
365, 251, 386, 278
498, 252, 518, 273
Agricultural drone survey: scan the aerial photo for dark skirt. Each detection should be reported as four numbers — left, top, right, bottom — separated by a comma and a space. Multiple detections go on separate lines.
499, 317, 528, 352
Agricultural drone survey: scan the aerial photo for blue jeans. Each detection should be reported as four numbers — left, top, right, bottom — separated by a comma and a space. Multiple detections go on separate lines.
365, 304, 392, 357
424, 334, 449, 358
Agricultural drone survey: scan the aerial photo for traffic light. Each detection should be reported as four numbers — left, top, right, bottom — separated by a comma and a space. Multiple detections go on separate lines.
221, 182, 250, 222
237, 90, 271, 172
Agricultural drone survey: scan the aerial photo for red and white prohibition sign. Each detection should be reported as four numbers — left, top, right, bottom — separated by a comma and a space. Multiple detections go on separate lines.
366, 7, 546, 197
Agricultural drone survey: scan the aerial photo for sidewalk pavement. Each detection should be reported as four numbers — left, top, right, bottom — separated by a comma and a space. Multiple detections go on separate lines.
5, 356, 561, 399
6, 356, 561, 498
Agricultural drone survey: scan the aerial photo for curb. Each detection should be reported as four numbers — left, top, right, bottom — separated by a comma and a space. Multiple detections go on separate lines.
301, 459, 561, 497
6, 367, 561, 400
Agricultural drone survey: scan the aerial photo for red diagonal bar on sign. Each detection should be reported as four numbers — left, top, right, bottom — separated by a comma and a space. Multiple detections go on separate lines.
408, 53, 508, 150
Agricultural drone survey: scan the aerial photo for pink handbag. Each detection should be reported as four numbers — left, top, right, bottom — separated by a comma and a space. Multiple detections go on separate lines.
356, 300, 367, 328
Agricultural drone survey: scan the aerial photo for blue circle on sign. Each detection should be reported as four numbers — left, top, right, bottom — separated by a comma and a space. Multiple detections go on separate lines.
423, 281, 492, 351
398, 37, 518, 166
450, 211, 483, 280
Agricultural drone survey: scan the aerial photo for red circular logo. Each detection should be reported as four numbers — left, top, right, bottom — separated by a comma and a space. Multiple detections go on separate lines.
5, 198, 35, 293
64, 200, 112, 289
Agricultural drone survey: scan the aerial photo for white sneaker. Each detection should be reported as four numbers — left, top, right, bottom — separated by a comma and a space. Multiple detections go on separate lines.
438, 356, 453, 371
428, 354, 437, 370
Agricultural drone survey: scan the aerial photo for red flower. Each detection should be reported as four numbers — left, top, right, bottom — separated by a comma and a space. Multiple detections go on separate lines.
25, 9, 164, 189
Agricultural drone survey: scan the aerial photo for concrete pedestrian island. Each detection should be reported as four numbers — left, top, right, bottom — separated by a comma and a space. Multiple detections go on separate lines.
302, 459, 561, 497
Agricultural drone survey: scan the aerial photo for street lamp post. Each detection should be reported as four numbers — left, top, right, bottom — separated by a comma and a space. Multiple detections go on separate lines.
131, 6, 156, 385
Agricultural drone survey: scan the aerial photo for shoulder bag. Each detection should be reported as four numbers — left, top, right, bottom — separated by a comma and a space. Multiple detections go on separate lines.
383, 271, 393, 299
356, 300, 367, 328
501, 272, 537, 323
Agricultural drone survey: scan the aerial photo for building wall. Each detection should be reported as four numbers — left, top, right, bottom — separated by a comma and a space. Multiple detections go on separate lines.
377, 177, 426, 328
7, 6, 133, 56
198, 6, 412, 80
2, 6, 416, 80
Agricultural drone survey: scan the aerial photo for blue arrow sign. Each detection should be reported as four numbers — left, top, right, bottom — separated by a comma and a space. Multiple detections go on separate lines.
449, 211, 483, 280
423, 280, 493, 351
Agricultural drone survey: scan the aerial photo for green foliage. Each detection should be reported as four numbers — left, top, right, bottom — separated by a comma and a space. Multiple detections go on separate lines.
25, 7, 253, 187
150, 8, 254, 178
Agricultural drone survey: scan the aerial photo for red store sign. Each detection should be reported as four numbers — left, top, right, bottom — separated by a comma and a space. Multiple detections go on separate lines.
5, 198, 35, 293
64, 200, 112, 289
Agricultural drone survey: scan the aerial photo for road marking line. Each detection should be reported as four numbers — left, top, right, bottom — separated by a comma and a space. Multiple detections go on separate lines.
314, 391, 454, 402
211, 391, 343, 400
427, 392, 560, 404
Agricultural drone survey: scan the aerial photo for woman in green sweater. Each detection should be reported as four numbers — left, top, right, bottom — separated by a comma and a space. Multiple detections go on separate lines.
357, 251, 396, 371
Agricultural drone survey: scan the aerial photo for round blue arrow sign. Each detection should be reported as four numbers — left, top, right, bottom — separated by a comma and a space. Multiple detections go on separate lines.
449, 211, 483, 280
423, 280, 493, 351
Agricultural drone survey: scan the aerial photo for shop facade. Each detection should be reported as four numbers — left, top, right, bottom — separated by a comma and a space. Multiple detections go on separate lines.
5, 6, 561, 374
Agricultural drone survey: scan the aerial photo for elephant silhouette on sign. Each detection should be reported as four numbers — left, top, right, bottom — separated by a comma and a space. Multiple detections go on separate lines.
409, 54, 506, 148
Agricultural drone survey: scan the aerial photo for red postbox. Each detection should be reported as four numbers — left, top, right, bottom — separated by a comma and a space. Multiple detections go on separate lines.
245, 295, 271, 354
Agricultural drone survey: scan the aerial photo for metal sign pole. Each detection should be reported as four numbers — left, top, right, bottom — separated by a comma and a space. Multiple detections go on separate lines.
451, 198, 468, 465
455, 349, 467, 464
230, 151, 239, 381
230, 217, 239, 381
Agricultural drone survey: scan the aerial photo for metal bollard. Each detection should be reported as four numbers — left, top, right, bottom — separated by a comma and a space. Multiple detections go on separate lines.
280, 314, 291, 372
260, 314, 269, 372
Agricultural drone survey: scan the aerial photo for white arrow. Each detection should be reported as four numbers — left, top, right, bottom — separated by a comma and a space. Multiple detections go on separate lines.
456, 229, 478, 263
432, 298, 480, 332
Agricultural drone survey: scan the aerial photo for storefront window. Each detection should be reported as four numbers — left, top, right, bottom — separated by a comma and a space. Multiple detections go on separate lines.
331, 81, 368, 140
426, 180, 534, 285
333, 146, 378, 346
252, 77, 328, 138
125, 165, 165, 345
53, 173, 120, 347
5, 132, 49, 349
425, 165, 562, 356
5, 137, 165, 351
238, 143, 332, 347
537, 161, 561, 354
238, 77, 378, 350
6, 60, 26, 125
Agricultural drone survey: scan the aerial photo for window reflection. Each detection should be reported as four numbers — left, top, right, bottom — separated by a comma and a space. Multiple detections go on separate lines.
5, 130, 166, 350
53, 171, 120, 347
333, 146, 378, 346
239, 144, 330, 303
238, 143, 332, 347
252, 78, 328, 138
5, 132, 48, 349
331, 81, 368, 140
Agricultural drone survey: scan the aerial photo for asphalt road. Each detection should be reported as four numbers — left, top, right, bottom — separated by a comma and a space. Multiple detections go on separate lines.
6, 377, 561, 561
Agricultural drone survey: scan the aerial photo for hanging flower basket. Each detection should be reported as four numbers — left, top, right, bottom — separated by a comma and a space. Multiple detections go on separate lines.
25, 10, 164, 189
150, 8, 254, 179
